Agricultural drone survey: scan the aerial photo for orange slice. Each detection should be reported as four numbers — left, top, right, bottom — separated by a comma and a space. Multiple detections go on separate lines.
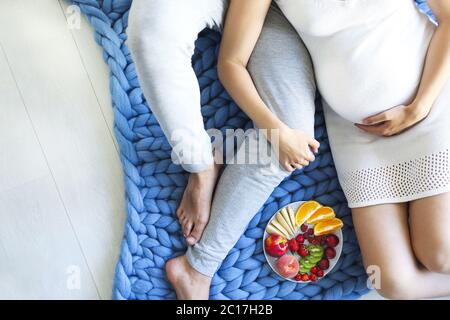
314, 218, 344, 236
295, 201, 322, 227
306, 206, 336, 225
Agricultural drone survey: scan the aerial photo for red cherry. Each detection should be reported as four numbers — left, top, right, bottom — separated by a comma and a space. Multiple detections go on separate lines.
325, 247, 336, 259
309, 274, 317, 282
295, 234, 305, 244
316, 235, 326, 245
306, 228, 314, 236
309, 238, 319, 245
294, 274, 303, 281
288, 239, 299, 252
326, 234, 340, 248
301, 274, 310, 282
297, 245, 309, 257
318, 258, 330, 270
317, 270, 324, 277
300, 224, 308, 232
310, 266, 319, 275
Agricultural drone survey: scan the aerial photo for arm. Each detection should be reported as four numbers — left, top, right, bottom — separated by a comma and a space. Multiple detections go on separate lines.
413, 0, 450, 109
359, 0, 450, 136
218, 0, 319, 171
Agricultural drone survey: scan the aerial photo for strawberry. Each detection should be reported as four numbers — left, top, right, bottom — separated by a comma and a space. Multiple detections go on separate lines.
301, 274, 310, 282
309, 237, 319, 245
326, 234, 340, 248
318, 258, 330, 270
309, 273, 317, 282
300, 224, 308, 233
310, 266, 319, 275
325, 247, 336, 259
294, 274, 303, 282
288, 239, 299, 252
317, 270, 324, 277
297, 245, 309, 257
295, 234, 305, 244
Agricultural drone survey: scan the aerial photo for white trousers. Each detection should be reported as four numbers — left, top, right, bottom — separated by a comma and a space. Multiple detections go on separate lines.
128, 0, 228, 172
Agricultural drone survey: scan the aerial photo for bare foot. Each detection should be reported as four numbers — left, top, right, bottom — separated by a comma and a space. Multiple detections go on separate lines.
177, 163, 222, 246
166, 255, 211, 300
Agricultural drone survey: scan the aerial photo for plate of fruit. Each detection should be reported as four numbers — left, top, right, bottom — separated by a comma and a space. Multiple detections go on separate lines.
263, 201, 343, 282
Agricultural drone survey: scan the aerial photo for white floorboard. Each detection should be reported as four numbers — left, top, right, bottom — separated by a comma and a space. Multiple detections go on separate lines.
0, 0, 125, 299
0, 176, 99, 299
59, 0, 118, 151
0, 44, 98, 299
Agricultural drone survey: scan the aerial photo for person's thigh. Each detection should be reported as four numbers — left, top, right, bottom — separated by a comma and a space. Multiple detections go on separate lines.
129, 0, 200, 44
352, 203, 419, 298
127, 0, 226, 172
248, 4, 316, 137
410, 192, 450, 274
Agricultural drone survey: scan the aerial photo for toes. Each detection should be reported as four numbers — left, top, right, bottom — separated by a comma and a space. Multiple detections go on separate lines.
183, 220, 193, 238
187, 219, 208, 245
176, 208, 183, 219
186, 236, 197, 246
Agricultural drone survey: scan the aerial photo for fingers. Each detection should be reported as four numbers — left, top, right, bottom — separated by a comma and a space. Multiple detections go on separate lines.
284, 162, 296, 172
309, 138, 321, 154
182, 218, 193, 238
287, 159, 308, 172
292, 163, 304, 170
299, 159, 310, 167
362, 111, 390, 125
355, 123, 394, 137
305, 149, 316, 162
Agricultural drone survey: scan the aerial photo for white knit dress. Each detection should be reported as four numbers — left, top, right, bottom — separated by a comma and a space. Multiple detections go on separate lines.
276, 0, 450, 208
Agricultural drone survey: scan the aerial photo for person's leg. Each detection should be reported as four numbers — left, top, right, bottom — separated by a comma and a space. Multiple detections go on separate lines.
167, 4, 317, 299
127, 0, 226, 245
410, 192, 450, 274
352, 203, 450, 299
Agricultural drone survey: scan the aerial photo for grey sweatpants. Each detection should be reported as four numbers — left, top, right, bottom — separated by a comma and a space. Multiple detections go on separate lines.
127, 1, 316, 277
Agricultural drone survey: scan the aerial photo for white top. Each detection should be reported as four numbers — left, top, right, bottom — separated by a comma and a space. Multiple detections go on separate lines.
276, 0, 435, 123
275, 0, 450, 207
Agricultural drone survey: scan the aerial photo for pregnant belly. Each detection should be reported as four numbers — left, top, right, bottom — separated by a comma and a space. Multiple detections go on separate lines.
316, 54, 424, 123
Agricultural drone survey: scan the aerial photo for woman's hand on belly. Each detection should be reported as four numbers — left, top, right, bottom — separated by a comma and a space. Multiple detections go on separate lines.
355, 101, 431, 137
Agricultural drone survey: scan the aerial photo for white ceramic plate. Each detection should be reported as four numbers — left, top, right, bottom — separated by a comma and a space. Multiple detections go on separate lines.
263, 201, 343, 283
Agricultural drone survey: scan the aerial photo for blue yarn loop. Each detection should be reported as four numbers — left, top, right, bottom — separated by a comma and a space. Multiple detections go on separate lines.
72, 0, 432, 300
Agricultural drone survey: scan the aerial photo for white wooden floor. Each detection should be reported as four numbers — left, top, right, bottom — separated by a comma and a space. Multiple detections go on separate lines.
0, 0, 124, 299
0, 0, 410, 301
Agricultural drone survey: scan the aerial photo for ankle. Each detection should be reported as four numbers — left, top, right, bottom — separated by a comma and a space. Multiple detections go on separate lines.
186, 261, 211, 283
178, 255, 211, 284
191, 164, 222, 181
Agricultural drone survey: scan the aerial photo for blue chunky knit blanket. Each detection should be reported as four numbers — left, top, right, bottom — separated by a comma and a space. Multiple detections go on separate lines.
72, 0, 432, 300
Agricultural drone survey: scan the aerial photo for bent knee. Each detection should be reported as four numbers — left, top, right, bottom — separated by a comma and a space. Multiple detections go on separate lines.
375, 270, 415, 300
413, 236, 450, 274
127, 16, 189, 66
127, 22, 171, 58
418, 249, 450, 274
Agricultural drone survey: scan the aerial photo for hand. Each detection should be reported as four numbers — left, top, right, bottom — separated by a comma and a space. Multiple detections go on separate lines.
276, 127, 320, 172
355, 102, 432, 137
